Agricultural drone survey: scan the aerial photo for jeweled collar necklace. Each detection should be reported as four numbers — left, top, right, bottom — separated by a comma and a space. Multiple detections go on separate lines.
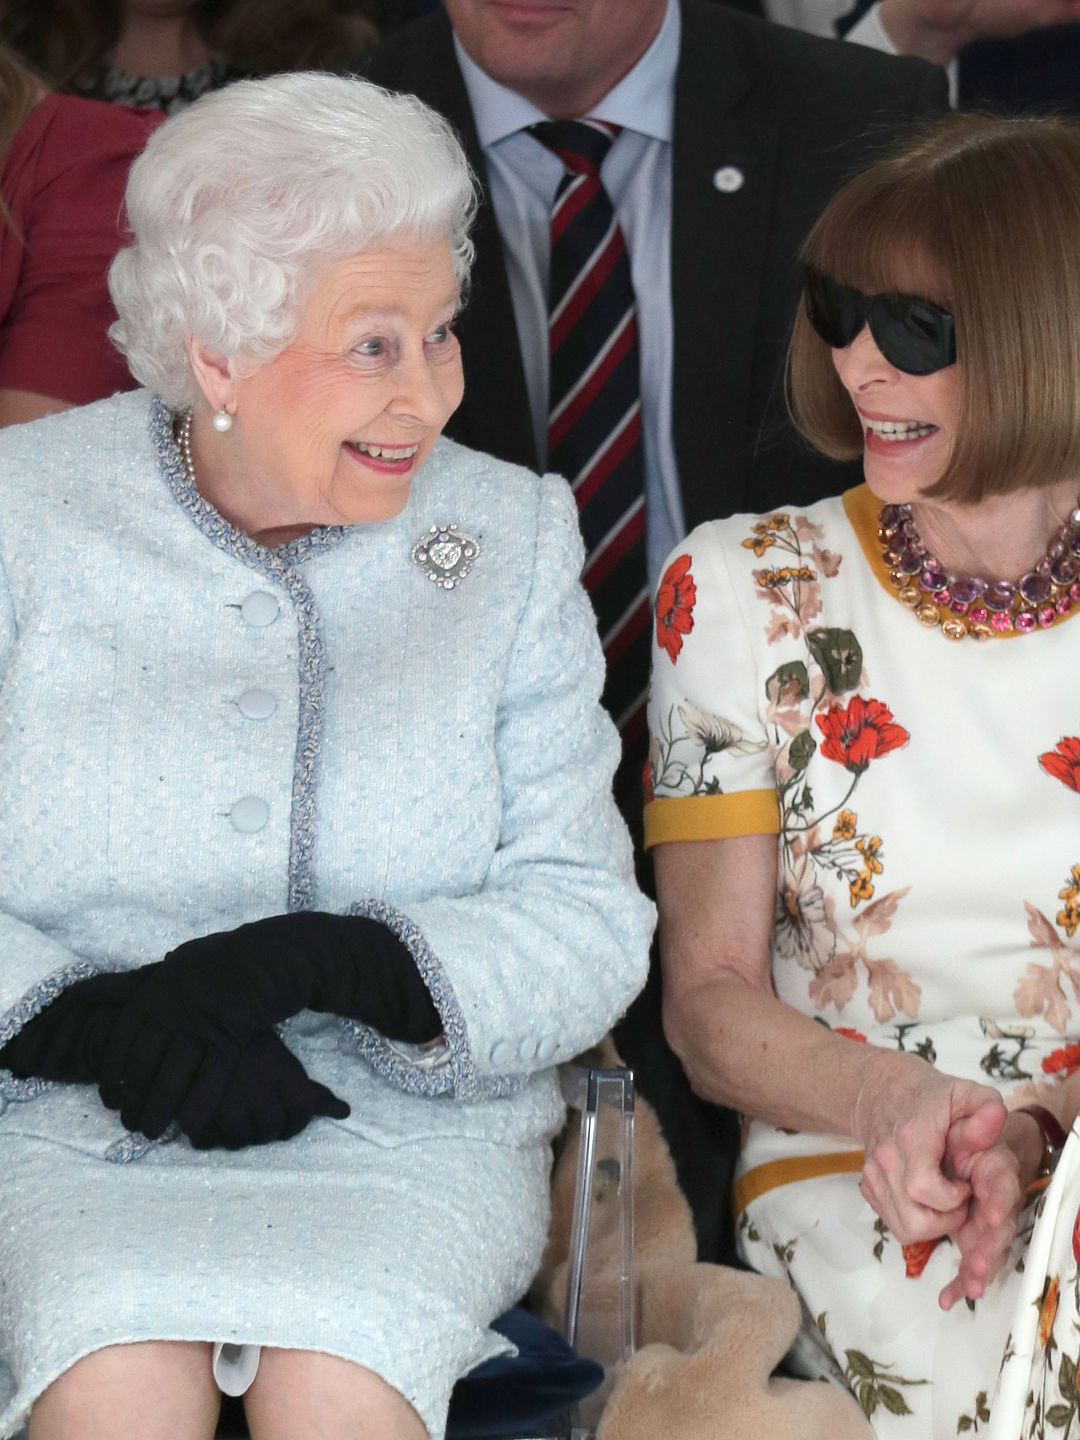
877, 498, 1080, 641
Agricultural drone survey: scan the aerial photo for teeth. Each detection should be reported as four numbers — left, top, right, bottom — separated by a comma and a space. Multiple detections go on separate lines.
349, 440, 420, 461
864, 419, 936, 442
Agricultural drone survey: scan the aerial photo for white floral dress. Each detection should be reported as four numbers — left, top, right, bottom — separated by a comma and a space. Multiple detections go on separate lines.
645, 485, 1080, 1439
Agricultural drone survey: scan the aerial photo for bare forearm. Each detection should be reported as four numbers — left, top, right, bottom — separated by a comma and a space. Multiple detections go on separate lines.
664, 972, 885, 1140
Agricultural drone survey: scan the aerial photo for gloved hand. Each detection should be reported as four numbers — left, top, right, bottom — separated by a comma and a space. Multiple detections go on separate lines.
0, 964, 352, 1150
107, 1025, 351, 1148
98, 911, 440, 1127
0, 969, 145, 1083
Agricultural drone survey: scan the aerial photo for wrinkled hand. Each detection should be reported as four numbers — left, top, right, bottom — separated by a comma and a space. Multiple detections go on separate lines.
854, 1049, 1006, 1244
937, 1110, 1043, 1309
879, 0, 1080, 61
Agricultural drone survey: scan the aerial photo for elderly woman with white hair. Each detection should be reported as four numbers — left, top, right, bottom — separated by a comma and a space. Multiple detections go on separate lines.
0, 73, 653, 1440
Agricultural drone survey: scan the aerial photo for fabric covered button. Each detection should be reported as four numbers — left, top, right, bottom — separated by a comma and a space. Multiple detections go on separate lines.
490, 1040, 516, 1067
517, 1037, 540, 1063
240, 591, 280, 627
237, 688, 277, 720
712, 165, 744, 194
229, 796, 269, 833
536, 1036, 559, 1064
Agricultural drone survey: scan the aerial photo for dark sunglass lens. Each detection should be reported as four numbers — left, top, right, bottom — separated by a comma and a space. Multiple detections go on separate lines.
872, 294, 956, 375
804, 271, 864, 349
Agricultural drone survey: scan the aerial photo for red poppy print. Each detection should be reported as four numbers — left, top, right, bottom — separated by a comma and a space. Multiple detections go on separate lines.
1073, 1205, 1080, 1265
1040, 737, 1080, 793
655, 554, 697, 664
816, 696, 910, 774
1043, 1043, 1080, 1078
836, 1027, 867, 1043
901, 1238, 942, 1279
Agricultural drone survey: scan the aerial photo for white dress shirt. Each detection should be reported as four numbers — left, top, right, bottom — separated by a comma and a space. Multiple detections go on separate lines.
455, 0, 684, 587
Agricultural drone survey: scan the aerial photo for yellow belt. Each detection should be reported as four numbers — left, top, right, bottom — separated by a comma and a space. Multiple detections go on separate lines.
733, 1150, 865, 1218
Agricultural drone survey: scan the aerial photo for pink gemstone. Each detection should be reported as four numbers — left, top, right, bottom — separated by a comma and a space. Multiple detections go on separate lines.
1071, 582, 1080, 602
990, 611, 1013, 632
949, 599, 970, 616
1057, 595, 1074, 616
1015, 611, 1037, 633
969, 604, 989, 624
933, 588, 951, 604
1038, 604, 1057, 628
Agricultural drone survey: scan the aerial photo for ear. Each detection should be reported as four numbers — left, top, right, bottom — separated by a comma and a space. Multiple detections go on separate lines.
187, 337, 238, 416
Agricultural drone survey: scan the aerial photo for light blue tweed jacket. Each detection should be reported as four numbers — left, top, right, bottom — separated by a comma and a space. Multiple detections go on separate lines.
0, 390, 654, 1158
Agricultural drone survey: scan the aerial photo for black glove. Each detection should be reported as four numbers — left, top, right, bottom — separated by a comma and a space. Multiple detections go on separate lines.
0, 970, 144, 1083
0, 966, 351, 1150
98, 911, 440, 1122
109, 1026, 351, 1149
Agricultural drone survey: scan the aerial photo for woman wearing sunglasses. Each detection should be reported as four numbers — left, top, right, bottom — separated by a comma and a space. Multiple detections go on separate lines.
646, 113, 1080, 1437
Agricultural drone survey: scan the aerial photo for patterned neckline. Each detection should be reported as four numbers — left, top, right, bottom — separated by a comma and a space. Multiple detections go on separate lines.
843, 484, 1080, 641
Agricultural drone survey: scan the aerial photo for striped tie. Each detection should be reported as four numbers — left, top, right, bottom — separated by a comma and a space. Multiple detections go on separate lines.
531, 120, 649, 804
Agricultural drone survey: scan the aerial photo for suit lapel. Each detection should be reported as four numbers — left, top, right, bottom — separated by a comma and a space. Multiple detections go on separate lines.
672, 0, 779, 526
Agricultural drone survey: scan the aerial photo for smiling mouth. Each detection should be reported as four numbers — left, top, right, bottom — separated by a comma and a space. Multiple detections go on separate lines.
862, 418, 938, 442
345, 440, 420, 461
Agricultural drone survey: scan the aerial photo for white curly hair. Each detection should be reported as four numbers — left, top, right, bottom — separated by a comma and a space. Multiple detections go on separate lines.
109, 72, 477, 409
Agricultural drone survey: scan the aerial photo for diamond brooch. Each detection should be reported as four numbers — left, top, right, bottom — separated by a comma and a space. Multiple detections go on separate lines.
411, 523, 480, 589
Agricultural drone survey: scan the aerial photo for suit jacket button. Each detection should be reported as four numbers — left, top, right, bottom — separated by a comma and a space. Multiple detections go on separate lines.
490, 1040, 516, 1066
241, 591, 280, 627
229, 796, 269, 833
713, 165, 744, 194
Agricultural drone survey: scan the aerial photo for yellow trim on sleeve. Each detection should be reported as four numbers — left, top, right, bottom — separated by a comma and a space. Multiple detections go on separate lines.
733, 1151, 865, 1219
643, 789, 780, 849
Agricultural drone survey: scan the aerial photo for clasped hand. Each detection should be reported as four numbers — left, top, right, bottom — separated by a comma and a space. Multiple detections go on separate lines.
854, 1051, 1032, 1311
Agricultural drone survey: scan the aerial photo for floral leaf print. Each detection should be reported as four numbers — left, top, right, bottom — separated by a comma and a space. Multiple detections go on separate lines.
853, 888, 912, 942
816, 695, 910, 775
809, 951, 859, 1010
1016, 962, 1073, 1035
806, 627, 863, 695
787, 729, 817, 774
1015, 904, 1080, 1033
866, 958, 922, 1023
844, 1350, 929, 1419
655, 553, 696, 664
1040, 738, 1080, 793
764, 660, 810, 706
676, 703, 767, 758
1030, 903, 1069, 953
957, 1389, 991, 1432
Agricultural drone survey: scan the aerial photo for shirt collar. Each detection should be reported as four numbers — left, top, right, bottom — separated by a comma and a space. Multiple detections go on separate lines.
454, 0, 679, 149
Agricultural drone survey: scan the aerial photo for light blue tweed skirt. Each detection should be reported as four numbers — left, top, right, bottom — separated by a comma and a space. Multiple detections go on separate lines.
0, 1035, 552, 1439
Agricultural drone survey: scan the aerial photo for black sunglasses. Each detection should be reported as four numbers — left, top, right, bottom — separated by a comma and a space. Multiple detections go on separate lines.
803, 267, 956, 376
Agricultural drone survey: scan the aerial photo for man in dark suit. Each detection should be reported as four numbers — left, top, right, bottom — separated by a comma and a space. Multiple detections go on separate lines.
365, 1, 944, 536
364, 0, 946, 1262
839, 0, 1080, 111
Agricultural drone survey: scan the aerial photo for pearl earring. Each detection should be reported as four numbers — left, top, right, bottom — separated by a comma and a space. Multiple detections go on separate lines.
211, 408, 233, 433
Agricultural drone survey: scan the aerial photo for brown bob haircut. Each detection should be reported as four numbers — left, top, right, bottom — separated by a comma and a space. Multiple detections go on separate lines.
788, 113, 1080, 505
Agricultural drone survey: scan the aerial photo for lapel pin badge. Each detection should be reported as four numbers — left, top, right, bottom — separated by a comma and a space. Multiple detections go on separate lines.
713, 165, 745, 194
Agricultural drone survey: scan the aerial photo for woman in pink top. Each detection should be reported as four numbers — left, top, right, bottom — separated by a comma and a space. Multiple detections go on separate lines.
0, 43, 160, 426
